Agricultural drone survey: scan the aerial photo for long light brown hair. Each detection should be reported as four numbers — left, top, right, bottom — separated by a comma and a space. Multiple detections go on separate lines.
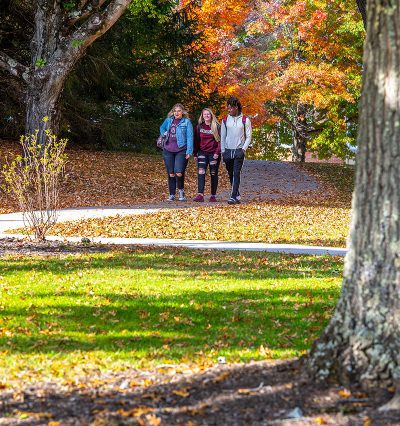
198, 108, 220, 142
167, 103, 189, 118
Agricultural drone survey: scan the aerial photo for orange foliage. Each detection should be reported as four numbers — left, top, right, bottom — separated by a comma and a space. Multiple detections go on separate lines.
182, 0, 364, 130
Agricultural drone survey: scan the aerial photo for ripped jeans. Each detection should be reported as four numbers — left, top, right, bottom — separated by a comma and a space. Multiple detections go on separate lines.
196, 151, 221, 195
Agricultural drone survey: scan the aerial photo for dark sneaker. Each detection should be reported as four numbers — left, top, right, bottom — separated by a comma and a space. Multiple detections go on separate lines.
209, 195, 217, 202
228, 197, 240, 205
193, 194, 204, 202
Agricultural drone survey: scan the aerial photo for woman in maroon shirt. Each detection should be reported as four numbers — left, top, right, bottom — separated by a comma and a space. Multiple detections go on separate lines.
193, 108, 221, 202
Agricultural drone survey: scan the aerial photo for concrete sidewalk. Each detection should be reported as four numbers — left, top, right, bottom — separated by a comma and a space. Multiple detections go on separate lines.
0, 234, 347, 256
0, 206, 160, 233
0, 207, 347, 256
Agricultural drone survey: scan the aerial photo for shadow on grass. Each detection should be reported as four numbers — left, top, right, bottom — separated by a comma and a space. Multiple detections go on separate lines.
1, 290, 339, 356
0, 248, 344, 277
0, 249, 342, 358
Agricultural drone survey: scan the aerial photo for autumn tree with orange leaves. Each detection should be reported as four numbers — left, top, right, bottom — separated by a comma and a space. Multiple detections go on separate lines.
179, 0, 253, 108
200, 0, 364, 161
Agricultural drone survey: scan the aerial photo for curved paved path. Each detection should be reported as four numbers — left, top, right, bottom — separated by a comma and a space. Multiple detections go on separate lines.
0, 160, 346, 255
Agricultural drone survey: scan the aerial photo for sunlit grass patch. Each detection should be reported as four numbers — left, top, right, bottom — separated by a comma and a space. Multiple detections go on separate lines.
0, 248, 343, 383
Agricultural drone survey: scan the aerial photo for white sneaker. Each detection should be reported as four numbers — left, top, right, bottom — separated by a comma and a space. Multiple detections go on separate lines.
167, 194, 175, 202
178, 190, 186, 201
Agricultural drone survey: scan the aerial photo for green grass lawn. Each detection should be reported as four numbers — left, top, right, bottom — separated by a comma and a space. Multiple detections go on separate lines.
0, 247, 343, 383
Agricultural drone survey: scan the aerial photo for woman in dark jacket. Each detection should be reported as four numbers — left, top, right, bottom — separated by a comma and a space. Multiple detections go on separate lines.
193, 108, 221, 202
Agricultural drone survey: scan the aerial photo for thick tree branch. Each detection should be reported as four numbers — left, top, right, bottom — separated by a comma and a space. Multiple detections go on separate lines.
66, 0, 131, 58
67, 0, 108, 28
0, 51, 30, 82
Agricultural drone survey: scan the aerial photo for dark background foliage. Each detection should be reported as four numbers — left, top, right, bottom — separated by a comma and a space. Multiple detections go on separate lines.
0, 1, 221, 151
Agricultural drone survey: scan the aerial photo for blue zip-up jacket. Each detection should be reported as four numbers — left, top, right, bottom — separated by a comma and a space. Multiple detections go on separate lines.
160, 117, 193, 156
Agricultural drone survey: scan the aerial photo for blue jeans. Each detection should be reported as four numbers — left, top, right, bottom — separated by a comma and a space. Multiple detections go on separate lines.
163, 149, 188, 195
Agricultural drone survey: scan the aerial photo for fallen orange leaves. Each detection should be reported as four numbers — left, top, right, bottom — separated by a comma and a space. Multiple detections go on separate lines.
0, 141, 229, 214
49, 201, 350, 247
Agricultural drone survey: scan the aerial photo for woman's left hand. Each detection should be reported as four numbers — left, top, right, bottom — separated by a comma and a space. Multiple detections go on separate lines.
185, 154, 191, 160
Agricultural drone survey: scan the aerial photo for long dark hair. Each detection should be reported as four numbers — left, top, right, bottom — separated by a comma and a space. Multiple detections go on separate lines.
227, 96, 242, 114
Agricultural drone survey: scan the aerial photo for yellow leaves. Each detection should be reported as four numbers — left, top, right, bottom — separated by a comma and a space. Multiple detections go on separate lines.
16, 411, 53, 421
314, 417, 327, 424
363, 417, 371, 426
139, 310, 150, 319
258, 344, 273, 358
214, 371, 230, 382
116, 406, 158, 422
172, 388, 190, 397
159, 312, 169, 321
337, 388, 351, 398
173, 316, 194, 326
138, 414, 161, 426
237, 388, 252, 395
50, 200, 350, 248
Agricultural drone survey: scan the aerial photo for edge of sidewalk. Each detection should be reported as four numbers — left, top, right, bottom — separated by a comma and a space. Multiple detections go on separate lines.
0, 233, 347, 256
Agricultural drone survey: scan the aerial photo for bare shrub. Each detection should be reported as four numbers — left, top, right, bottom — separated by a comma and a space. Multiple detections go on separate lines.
1, 129, 68, 240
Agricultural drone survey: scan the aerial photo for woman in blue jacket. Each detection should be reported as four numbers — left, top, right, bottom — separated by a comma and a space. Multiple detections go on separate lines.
160, 103, 193, 201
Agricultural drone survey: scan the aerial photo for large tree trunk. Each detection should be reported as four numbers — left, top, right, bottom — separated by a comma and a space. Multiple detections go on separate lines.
25, 0, 64, 139
291, 104, 307, 162
25, 72, 65, 139
308, 0, 400, 388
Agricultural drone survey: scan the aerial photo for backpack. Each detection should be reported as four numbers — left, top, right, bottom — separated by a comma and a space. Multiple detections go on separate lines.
223, 115, 248, 140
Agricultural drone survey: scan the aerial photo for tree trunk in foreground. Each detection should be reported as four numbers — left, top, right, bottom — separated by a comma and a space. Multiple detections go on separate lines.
308, 0, 400, 388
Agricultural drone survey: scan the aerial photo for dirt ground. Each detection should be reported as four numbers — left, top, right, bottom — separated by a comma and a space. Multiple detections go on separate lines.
0, 357, 399, 426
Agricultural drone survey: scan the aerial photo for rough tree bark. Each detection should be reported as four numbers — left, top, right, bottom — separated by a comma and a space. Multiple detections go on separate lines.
308, 0, 400, 390
0, 0, 131, 142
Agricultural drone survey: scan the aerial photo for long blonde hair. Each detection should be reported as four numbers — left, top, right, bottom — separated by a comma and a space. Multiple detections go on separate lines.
168, 103, 189, 118
198, 108, 220, 142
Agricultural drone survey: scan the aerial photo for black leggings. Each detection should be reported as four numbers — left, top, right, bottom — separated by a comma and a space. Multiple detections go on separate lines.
196, 151, 220, 195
